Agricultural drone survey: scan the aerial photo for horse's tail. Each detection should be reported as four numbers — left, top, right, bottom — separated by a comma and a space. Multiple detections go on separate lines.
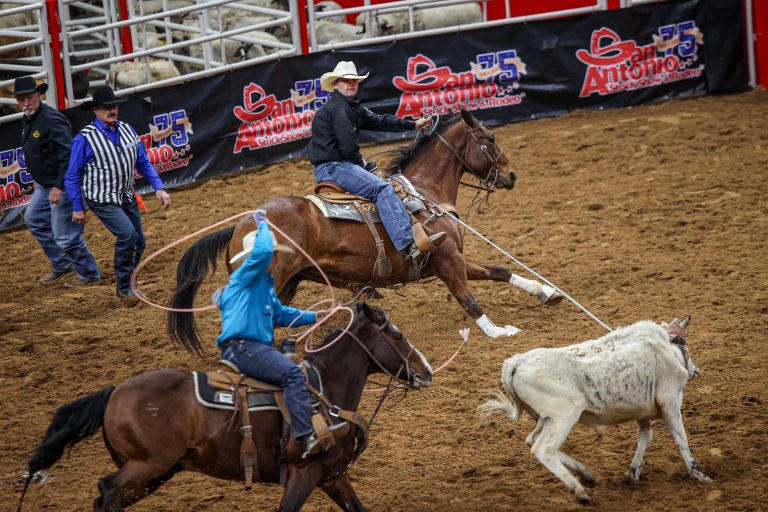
476, 356, 524, 423
167, 226, 235, 355
18, 385, 115, 512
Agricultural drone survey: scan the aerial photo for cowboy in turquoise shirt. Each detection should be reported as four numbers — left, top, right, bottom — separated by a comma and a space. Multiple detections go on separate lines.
215, 216, 347, 458
215, 219, 316, 346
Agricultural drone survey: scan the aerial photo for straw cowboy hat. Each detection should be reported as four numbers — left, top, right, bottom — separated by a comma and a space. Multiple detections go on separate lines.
12, 76, 48, 95
229, 229, 295, 265
80, 85, 127, 110
320, 61, 369, 93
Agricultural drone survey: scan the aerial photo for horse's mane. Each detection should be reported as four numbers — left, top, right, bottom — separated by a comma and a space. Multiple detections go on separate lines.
380, 115, 462, 175
303, 302, 383, 362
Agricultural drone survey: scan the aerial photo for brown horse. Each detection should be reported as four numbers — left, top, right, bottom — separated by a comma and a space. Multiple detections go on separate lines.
18, 303, 432, 512
168, 109, 561, 354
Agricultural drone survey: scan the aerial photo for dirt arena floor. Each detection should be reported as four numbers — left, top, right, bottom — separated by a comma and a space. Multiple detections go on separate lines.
2, 88, 766, 512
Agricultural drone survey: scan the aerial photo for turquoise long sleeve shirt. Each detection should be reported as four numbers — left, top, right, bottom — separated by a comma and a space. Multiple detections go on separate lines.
215, 220, 316, 346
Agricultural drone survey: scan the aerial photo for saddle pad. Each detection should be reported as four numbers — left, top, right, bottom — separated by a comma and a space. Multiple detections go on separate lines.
305, 195, 425, 223
192, 371, 280, 412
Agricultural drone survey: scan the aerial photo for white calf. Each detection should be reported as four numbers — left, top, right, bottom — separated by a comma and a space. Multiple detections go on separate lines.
478, 316, 711, 502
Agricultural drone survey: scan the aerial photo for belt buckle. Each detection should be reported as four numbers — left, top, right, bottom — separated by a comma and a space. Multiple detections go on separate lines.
328, 405, 341, 418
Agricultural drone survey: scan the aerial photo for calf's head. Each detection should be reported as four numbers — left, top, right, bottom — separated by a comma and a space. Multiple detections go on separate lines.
667, 314, 699, 380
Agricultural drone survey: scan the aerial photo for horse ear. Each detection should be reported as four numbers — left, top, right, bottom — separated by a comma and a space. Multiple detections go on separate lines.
460, 109, 476, 127
358, 302, 372, 318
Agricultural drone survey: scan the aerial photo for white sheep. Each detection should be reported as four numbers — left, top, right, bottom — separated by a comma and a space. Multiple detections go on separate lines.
356, 2, 482, 37
313, 20, 365, 45
0, 2, 39, 58
106, 59, 180, 90
314, 1, 346, 24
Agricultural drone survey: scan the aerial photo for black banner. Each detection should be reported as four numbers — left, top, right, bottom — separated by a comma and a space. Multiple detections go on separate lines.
0, 0, 746, 231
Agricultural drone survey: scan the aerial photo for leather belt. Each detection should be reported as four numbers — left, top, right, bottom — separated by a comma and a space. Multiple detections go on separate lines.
219, 338, 251, 351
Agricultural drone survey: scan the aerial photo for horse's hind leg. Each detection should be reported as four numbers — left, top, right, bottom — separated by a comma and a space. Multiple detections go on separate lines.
94, 463, 179, 511
464, 258, 562, 306
321, 474, 368, 511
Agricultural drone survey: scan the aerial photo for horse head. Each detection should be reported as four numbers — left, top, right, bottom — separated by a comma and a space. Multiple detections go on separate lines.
352, 302, 433, 389
455, 109, 515, 191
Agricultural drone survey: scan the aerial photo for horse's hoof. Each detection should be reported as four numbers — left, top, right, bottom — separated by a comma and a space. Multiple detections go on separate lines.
538, 285, 564, 306
500, 325, 522, 337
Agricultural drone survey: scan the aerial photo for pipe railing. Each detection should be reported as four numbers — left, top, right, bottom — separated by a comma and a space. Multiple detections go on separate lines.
0, 0, 52, 110
54, 0, 300, 105
0, 0, 760, 122
314, 4, 600, 52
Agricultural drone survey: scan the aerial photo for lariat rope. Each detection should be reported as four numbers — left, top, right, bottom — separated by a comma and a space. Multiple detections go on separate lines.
131, 212, 465, 373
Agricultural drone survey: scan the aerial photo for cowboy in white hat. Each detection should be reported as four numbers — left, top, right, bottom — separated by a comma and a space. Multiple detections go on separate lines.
215, 211, 346, 458
13, 76, 102, 288
308, 61, 446, 262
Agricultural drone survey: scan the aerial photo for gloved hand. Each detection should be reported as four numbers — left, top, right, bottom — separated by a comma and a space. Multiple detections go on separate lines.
253, 209, 267, 223
363, 161, 378, 173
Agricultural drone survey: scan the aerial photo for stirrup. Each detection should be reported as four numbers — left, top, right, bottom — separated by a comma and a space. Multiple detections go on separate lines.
407, 232, 447, 261
301, 422, 350, 459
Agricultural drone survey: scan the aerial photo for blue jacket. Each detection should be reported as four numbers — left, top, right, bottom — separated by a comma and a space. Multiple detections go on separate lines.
215, 220, 316, 346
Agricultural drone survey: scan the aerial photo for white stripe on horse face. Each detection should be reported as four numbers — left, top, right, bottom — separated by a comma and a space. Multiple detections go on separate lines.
390, 318, 432, 375
414, 346, 433, 376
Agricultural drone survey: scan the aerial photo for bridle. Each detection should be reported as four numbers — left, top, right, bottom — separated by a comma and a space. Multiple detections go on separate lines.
347, 315, 418, 388
318, 314, 422, 482
435, 121, 504, 193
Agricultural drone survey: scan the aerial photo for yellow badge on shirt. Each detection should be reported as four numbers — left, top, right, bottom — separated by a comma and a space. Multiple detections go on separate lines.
32, 130, 40, 138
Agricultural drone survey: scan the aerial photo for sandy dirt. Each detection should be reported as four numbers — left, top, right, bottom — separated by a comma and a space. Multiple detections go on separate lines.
2, 88, 767, 512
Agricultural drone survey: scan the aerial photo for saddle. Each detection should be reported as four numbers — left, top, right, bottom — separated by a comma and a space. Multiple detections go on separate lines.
306, 175, 457, 280
192, 358, 368, 490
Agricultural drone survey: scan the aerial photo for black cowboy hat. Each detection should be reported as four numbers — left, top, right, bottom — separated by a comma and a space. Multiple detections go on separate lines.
79, 85, 127, 110
12, 76, 48, 95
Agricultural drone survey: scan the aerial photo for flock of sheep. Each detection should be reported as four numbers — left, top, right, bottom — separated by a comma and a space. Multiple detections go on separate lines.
0, 0, 483, 109
109, 0, 483, 89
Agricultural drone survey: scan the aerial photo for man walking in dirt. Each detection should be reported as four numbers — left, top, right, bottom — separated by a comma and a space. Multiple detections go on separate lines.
14, 76, 101, 288
65, 86, 171, 306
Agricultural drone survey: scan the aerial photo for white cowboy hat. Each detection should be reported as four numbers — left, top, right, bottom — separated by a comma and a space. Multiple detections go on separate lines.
320, 61, 369, 93
230, 229, 294, 266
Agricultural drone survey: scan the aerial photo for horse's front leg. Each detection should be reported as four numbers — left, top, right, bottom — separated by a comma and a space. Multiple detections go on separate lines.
320, 474, 368, 511
434, 251, 521, 338
279, 464, 326, 512
464, 258, 563, 306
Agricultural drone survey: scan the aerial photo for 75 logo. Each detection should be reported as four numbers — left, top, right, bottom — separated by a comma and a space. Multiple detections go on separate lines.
293, 79, 330, 112
658, 21, 699, 57
475, 50, 520, 83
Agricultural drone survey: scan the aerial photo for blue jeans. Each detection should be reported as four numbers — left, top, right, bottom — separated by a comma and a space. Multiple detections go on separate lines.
314, 161, 414, 252
24, 184, 100, 279
86, 197, 145, 294
221, 340, 314, 438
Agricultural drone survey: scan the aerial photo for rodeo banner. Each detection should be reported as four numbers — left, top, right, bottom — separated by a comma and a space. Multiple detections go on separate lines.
0, 0, 746, 231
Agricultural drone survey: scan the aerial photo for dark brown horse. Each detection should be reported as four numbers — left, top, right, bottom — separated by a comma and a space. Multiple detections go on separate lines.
18, 303, 432, 512
168, 109, 561, 354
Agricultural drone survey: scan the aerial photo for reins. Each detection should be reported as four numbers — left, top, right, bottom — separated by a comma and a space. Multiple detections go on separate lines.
435, 122, 503, 194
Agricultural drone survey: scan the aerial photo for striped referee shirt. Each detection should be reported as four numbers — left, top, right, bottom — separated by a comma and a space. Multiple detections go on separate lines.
64, 118, 165, 212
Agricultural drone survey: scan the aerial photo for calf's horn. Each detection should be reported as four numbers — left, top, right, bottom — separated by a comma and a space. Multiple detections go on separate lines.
680, 314, 691, 329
